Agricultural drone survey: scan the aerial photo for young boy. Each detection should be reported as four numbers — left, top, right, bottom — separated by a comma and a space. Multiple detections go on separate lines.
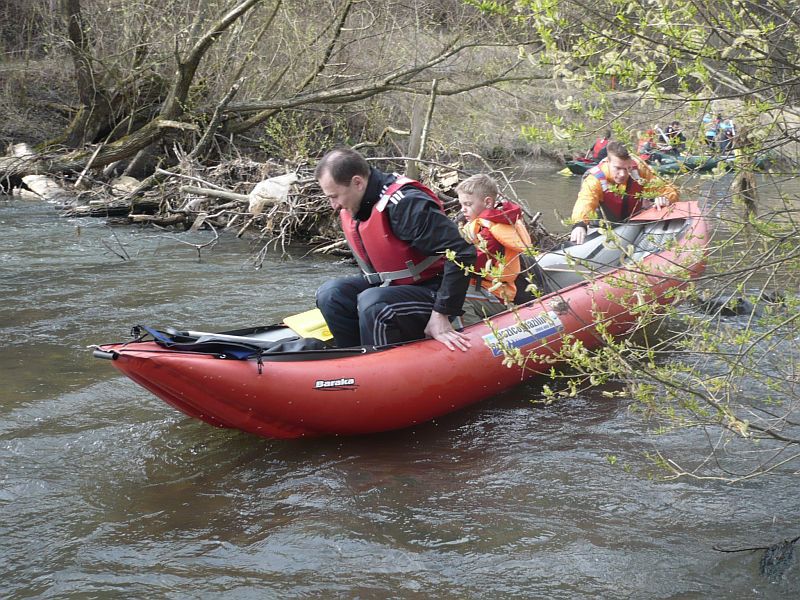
456, 174, 532, 325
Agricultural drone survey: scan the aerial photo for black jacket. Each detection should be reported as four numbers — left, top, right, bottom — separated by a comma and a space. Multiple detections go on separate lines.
353, 168, 476, 316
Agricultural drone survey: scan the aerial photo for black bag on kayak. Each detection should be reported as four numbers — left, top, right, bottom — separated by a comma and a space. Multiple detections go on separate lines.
513, 254, 549, 304
135, 325, 328, 359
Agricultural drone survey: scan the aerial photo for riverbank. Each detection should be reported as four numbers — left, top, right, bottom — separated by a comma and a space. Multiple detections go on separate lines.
0, 54, 697, 170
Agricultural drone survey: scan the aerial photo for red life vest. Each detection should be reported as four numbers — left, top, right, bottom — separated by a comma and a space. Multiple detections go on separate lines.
585, 163, 645, 222
591, 137, 610, 160
340, 176, 445, 286
637, 136, 656, 161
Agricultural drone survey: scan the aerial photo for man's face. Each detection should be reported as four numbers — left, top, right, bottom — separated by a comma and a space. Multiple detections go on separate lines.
607, 155, 636, 185
318, 170, 366, 216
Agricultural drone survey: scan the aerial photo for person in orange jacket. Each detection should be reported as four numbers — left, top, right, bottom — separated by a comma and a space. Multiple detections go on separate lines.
569, 141, 679, 245
456, 174, 533, 323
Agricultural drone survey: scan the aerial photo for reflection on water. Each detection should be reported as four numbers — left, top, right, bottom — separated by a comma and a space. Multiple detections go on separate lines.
1, 179, 798, 597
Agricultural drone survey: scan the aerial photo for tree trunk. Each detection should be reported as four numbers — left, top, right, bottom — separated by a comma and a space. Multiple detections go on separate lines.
60, 0, 112, 147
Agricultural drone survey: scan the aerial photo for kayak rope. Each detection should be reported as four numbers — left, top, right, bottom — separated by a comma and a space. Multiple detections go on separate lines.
115, 347, 227, 358
130, 325, 148, 341
108, 324, 153, 351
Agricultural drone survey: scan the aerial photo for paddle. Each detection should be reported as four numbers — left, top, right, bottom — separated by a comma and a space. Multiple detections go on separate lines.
655, 126, 672, 148
162, 308, 334, 344
283, 308, 333, 341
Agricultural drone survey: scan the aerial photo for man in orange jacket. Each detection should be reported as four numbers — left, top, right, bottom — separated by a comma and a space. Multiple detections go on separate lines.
569, 141, 679, 245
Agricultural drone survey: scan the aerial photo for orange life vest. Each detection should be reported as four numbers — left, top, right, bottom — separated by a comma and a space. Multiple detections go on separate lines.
464, 201, 532, 300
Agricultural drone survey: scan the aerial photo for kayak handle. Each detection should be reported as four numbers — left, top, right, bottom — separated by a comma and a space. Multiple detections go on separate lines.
92, 349, 119, 360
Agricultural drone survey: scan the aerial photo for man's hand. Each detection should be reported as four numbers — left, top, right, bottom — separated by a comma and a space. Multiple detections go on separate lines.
570, 225, 587, 245
424, 310, 471, 352
653, 196, 670, 209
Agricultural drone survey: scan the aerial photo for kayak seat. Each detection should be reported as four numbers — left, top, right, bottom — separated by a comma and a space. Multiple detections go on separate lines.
629, 218, 689, 261
535, 223, 645, 291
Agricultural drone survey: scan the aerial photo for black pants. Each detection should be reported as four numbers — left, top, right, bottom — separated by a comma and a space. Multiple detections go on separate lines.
315, 275, 440, 347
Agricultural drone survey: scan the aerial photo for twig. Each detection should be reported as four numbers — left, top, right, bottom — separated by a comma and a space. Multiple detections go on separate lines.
151, 222, 220, 262
352, 127, 410, 150
713, 535, 800, 553
75, 143, 104, 188
100, 230, 131, 261
311, 239, 348, 254
156, 168, 227, 190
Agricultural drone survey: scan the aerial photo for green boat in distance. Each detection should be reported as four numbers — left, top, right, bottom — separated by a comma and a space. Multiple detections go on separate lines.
563, 152, 770, 177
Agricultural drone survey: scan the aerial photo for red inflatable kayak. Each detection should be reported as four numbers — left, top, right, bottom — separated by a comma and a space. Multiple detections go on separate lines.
93, 202, 709, 439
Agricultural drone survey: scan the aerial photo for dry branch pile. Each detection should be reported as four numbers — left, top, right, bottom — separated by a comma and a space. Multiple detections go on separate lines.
5, 141, 560, 264
59, 155, 338, 263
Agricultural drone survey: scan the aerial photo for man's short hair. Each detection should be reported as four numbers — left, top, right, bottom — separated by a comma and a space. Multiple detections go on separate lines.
605, 140, 631, 160
315, 147, 370, 184
456, 174, 499, 201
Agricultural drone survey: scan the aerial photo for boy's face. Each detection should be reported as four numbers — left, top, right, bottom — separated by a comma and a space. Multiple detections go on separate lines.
458, 192, 490, 220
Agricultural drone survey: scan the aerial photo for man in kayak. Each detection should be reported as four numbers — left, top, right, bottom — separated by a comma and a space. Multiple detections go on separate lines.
636, 129, 658, 161
664, 121, 686, 153
572, 129, 611, 162
569, 140, 679, 245
456, 174, 533, 324
315, 147, 476, 351
589, 129, 612, 161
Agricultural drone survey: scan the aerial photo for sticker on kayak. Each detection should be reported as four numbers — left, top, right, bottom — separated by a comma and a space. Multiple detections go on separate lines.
314, 377, 358, 391
482, 311, 564, 357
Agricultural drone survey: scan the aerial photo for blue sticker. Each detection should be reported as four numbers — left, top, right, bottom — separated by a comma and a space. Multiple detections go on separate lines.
483, 311, 564, 357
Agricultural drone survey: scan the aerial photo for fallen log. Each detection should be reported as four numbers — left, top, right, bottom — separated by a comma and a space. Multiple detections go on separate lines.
180, 171, 299, 215
179, 185, 249, 203
60, 202, 135, 217
129, 214, 187, 227
1, 119, 200, 182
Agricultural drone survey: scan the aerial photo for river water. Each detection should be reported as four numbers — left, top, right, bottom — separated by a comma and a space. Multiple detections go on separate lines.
1, 169, 798, 598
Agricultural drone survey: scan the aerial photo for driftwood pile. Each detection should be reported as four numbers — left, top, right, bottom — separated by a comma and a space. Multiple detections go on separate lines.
4, 144, 560, 263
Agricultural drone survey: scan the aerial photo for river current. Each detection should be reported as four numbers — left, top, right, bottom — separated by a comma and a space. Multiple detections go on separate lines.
1, 169, 797, 598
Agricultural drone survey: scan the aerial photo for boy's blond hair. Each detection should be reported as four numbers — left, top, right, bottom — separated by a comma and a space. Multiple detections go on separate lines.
456, 174, 499, 205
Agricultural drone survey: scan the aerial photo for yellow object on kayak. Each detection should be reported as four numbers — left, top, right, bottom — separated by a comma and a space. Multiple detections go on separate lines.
558, 167, 572, 176
284, 308, 333, 341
